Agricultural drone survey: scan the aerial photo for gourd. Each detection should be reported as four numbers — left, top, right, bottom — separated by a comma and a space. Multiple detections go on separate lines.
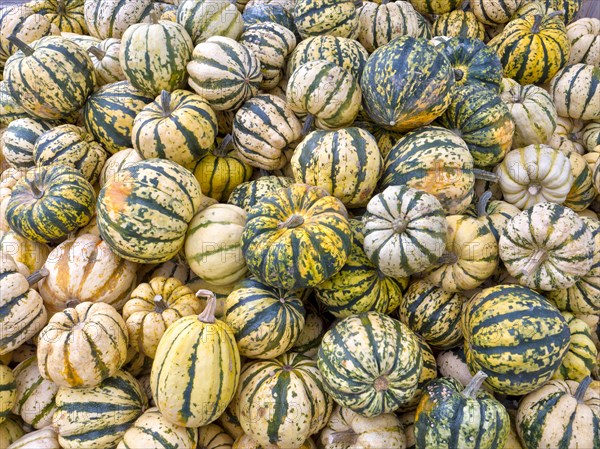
567, 18, 600, 65
242, 3, 297, 37
548, 116, 586, 155
552, 312, 598, 381
98, 148, 143, 187
0, 416, 24, 448
436, 347, 473, 387
83, 0, 154, 39
1, 118, 54, 169
0, 230, 49, 273
228, 176, 293, 211
176, 0, 243, 46
467, 191, 521, 242
6, 427, 60, 449
0, 169, 27, 233
410, 0, 461, 15
0, 81, 27, 127
0, 364, 16, 424
27, 0, 87, 34
398, 335, 438, 413
549, 63, 600, 121
582, 121, 600, 152
470, 0, 522, 25
87, 38, 125, 86
293, 0, 358, 39
197, 424, 233, 449
564, 152, 596, 211
432, 11, 485, 41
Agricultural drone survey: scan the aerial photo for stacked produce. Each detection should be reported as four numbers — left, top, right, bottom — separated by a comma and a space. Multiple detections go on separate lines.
0, 0, 599, 448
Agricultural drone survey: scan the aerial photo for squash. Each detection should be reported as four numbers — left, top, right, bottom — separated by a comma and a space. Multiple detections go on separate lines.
0, 416, 24, 447
462, 284, 571, 395
0, 364, 16, 424
1, 118, 54, 169
241, 183, 351, 291
467, 191, 521, 242
317, 311, 423, 417
187, 36, 262, 112
471, 0, 521, 25
5, 164, 95, 243
567, 18, 600, 65
516, 377, 599, 449
4, 36, 95, 120
361, 36, 454, 132
499, 83, 557, 148
410, 0, 461, 15
97, 158, 202, 264
236, 352, 332, 449
436, 347, 473, 387
292, 0, 358, 39
87, 38, 125, 86
564, 152, 596, 211
83, 0, 153, 39
98, 148, 143, 187
132, 89, 217, 169
0, 231, 49, 273
552, 312, 598, 381
242, 3, 297, 38
122, 347, 151, 378
116, 407, 198, 449
415, 372, 510, 449
496, 145, 574, 209
228, 176, 293, 211
292, 305, 329, 357
232, 94, 301, 170
198, 424, 232, 449
33, 124, 107, 184
499, 202, 594, 291
83, 81, 154, 154
37, 301, 128, 388
27, 0, 87, 34
433, 11, 485, 40
0, 81, 27, 127
549, 63, 600, 121
6, 427, 60, 449
397, 335, 437, 414
540, 0, 582, 24
53, 370, 147, 449
12, 356, 58, 429
176, 0, 243, 46
547, 116, 586, 155
151, 291, 240, 427
224, 277, 305, 359
218, 405, 244, 441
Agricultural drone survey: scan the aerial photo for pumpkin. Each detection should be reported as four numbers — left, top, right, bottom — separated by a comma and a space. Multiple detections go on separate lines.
87, 38, 124, 86
567, 18, 600, 65
552, 312, 598, 381
415, 372, 510, 449
83, 81, 154, 154
547, 116, 586, 155
228, 176, 294, 211
187, 36, 262, 112
496, 145, 574, 209
0, 364, 16, 424
176, 0, 243, 46
52, 370, 147, 449
11, 356, 58, 429
462, 284, 571, 395
467, 191, 521, 242
433, 11, 485, 40
197, 424, 233, 449
98, 148, 143, 187
6, 164, 95, 243
83, 0, 153, 39
241, 183, 351, 291
499, 202, 594, 291
132, 89, 217, 169
97, 158, 202, 264
564, 152, 596, 211
516, 377, 599, 449
0, 81, 27, 127
117, 407, 198, 449
318, 311, 423, 417
151, 291, 240, 427
4, 36, 95, 120
541, 0, 582, 24
549, 63, 600, 121
6, 427, 60, 449
0, 230, 49, 273
471, 0, 521, 25
27, 0, 87, 34
292, 305, 329, 357
292, 0, 358, 39
218, 405, 244, 440
397, 335, 437, 414
236, 352, 333, 449
410, 0, 461, 14
33, 124, 107, 184
242, 3, 297, 37
1, 118, 54, 169
361, 36, 454, 132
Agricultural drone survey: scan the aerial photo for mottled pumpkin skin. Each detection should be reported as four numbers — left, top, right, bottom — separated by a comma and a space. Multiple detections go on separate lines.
176, 0, 243, 46
293, 0, 358, 39
552, 312, 598, 382
549, 63, 600, 121
433, 11, 485, 41
228, 176, 294, 212
0, 363, 16, 425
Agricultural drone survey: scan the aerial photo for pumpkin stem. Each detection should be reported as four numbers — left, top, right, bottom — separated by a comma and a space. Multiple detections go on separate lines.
196, 289, 217, 323
160, 90, 172, 117
278, 214, 304, 229
7, 36, 34, 56
574, 376, 592, 402
454, 68, 464, 82
463, 370, 488, 398
302, 115, 315, 137
547, 10, 565, 20
214, 134, 233, 157
354, 0, 363, 7
531, 14, 543, 33
30, 181, 44, 200
520, 249, 547, 277
153, 295, 168, 312
88, 46, 106, 60
438, 251, 458, 265
477, 191, 493, 217
149, 9, 158, 24
66, 299, 80, 308
473, 169, 499, 183
26, 267, 49, 286
327, 430, 358, 445
57, 0, 66, 14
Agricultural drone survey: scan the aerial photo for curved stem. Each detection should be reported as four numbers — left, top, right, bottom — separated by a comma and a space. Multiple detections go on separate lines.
531, 14, 543, 33
328, 430, 358, 445
547, 10, 565, 20
278, 214, 304, 229
26, 267, 49, 286
160, 90, 171, 117
302, 115, 315, 137
154, 295, 168, 312
477, 191, 493, 217
473, 169, 499, 183
574, 376, 592, 402
88, 46, 106, 60
66, 299, 80, 308
463, 370, 488, 398
7, 36, 34, 56
30, 182, 44, 200
196, 289, 217, 323
214, 134, 233, 157
149, 9, 158, 24
57, 0, 66, 14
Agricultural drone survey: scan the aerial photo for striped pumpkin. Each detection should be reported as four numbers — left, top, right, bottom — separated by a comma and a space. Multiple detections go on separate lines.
27, 0, 86, 34
117, 407, 198, 449
292, 304, 330, 357
1, 169, 27, 233
0, 230, 49, 273
198, 424, 233, 449
4, 36, 95, 120
398, 335, 437, 413
241, 183, 352, 291
236, 353, 333, 449
228, 176, 293, 211
98, 148, 142, 187
132, 89, 217, 169
565, 152, 596, 211
0, 256, 47, 356
318, 312, 423, 417
232, 94, 301, 170
542, 0, 582, 24
432, 11, 485, 40
224, 277, 306, 359
293, 0, 358, 39
37, 302, 129, 388
6, 427, 60, 449
6, 164, 95, 243
0, 364, 15, 424
87, 38, 125, 86
176, 0, 243, 45
291, 128, 382, 208
242, 3, 297, 36
409, 0, 461, 14
187, 36, 262, 111
97, 159, 202, 264
53, 370, 147, 449
0, 416, 24, 447
467, 192, 521, 242
83, 0, 153, 39
151, 292, 241, 427
398, 280, 464, 350
0, 81, 27, 127
552, 312, 598, 381
361, 36, 454, 132
567, 18, 600, 65
437, 84, 514, 168
549, 63, 600, 121
83, 81, 154, 154
1, 118, 54, 169
33, 124, 107, 184
547, 116, 586, 155
60, 31, 100, 48
499, 83, 557, 148
462, 284, 571, 395
470, 0, 521, 25
218, 405, 243, 440
380, 126, 475, 214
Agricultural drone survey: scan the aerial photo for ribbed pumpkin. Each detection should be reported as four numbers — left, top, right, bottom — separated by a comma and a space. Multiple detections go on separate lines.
97, 159, 202, 264
415, 372, 510, 449
228, 176, 293, 211
236, 352, 333, 449
549, 63, 600, 121
548, 116, 586, 155
470, 0, 521, 25
187, 36, 262, 111
83, 0, 153, 39
462, 284, 571, 395
533, 0, 582, 25
33, 124, 107, 184
361, 36, 454, 132
410, 0, 461, 14
432, 11, 485, 40
6, 164, 95, 243
0, 364, 16, 424
52, 370, 147, 449
0, 169, 26, 233
87, 38, 125, 86
1, 118, 54, 169
197, 424, 232, 449
242, 3, 297, 36
6, 427, 60, 449
27, 0, 87, 34
567, 18, 600, 65
467, 192, 521, 243
293, 0, 358, 39
499, 202, 594, 291
552, 312, 598, 381
151, 292, 241, 427
0, 415, 24, 447
176, 0, 243, 45
99, 148, 143, 187
397, 335, 437, 414
60, 31, 100, 48
516, 377, 599, 449
232, 94, 301, 170
565, 152, 596, 211
0, 230, 49, 273
4, 36, 95, 120
242, 183, 351, 291
132, 89, 217, 169
0, 81, 27, 127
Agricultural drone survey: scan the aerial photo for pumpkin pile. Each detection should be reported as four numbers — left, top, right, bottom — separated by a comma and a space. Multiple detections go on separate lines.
0, 0, 599, 448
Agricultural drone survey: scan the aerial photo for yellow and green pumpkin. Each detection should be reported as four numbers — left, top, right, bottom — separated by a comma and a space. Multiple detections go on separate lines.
0, 415, 24, 447
432, 10, 485, 40
549, 63, 600, 121
98, 148, 143, 187
552, 312, 598, 381
0, 80, 27, 127
0, 230, 49, 273
87, 38, 125, 86
197, 423, 232, 449
470, 0, 522, 25
27, 0, 87, 34
292, 0, 358, 39
1, 117, 54, 169
564, 152, 596, 211
0, 364, 16, 424
410, 0, 461, 15
227, 176, 293, 212
176, 0, 243, 46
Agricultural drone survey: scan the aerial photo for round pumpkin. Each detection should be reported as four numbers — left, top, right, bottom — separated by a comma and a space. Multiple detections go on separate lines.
5, 426, 60, 449
549, 63, 600, 121
0, 364, 16, 424
98, 148, 143, 187
87, 38, 125, 86
567, 18, 600, 65
1, 118, 54, 169
228, 176, 293, 212
432, 10, 485, 40
27, 0, 87, 34
83, 0, 153, 39
0, 80, 27, 127
176, 0, 243, 46
582, 120, 600, 151
552, 312, 598, 382
470, 0, 521, 25
410, 0, 461, 15
0, 230, 49, 273
197, 424, 232, 449
467, 191, 521, 242
292, 0, 358, 39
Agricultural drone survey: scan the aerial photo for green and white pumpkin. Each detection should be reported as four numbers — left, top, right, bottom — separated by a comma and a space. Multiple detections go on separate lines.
549, 63, 600, 121
0, 81, 28, 127
228, 176, 293, 212
470, 0, 521, 25
432, 10, 485, 40
1, 118, 54, 169
87, 38, 125, 86
552, 312, 598, 382
176, 0, 243, 45
0, 364, 16, 425
567, 18, 600, 66
83, 0, 153, 39
293, 0, 358, 39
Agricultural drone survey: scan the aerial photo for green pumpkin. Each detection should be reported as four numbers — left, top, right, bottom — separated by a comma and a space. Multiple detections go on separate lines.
83, 0, 153, 39
1, 118, 54, 169
549, 63, 600, 121
552, 312, 598, 381
228, 176, 294, 212
0, 80, 28, 127
293, 0, 358, 39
